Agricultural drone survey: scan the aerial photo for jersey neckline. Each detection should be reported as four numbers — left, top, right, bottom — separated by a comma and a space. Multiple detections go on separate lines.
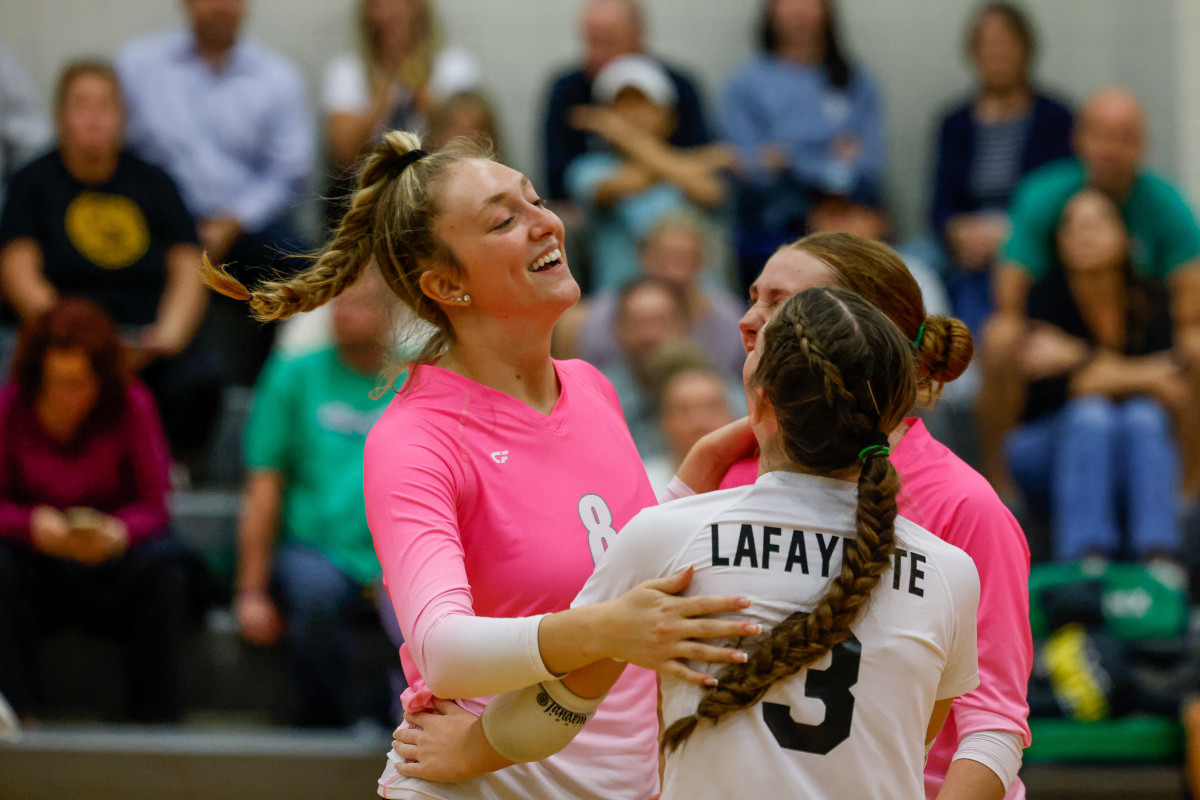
419, 360, 572, 432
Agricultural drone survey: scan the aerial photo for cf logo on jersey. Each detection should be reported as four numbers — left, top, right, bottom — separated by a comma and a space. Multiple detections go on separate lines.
491, 450, 510, 464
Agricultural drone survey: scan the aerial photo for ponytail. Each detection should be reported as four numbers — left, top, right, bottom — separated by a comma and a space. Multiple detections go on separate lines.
201, 130, 494, 374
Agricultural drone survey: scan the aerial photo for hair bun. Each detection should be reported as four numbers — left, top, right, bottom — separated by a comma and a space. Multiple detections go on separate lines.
361, 131, 426, 188
916, 315, 974, 386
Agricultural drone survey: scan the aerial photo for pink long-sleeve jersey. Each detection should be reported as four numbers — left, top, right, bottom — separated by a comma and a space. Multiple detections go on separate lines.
365, 360, 659, 800
720, 418, 1032, 799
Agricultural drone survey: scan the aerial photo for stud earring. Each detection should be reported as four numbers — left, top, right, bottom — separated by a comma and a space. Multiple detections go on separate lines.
454, 294, 470, 303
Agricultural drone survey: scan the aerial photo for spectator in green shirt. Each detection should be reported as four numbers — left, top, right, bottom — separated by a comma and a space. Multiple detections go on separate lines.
234, 270, 396, 727
977, 87, 1200, 497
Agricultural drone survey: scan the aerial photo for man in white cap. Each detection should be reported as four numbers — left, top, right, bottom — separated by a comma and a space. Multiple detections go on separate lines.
564, 54, 733, 294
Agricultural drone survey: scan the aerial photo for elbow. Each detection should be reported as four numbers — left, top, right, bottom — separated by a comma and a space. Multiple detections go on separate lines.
693, 182, 726, 210
419, 661, 467, 700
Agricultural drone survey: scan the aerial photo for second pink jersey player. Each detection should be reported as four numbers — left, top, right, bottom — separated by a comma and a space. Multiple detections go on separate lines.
720, 417, 1033, 800
366, 359, 660, 800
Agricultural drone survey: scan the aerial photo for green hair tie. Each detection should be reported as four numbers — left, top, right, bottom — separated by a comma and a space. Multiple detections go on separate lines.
857, 444, 890, 462
912, 322, 926, 350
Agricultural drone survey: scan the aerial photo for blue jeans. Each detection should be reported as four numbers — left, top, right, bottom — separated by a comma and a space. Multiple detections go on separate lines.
274, 544, 367, 727
1005, 396, 1181, 561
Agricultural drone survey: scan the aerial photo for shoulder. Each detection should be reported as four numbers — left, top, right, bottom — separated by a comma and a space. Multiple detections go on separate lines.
8, 150, 56, 182
1032, 93, 1074, 122
1136, 170, 1194, 209
123, 380, 165, 426
239, 38, 304, 87
847, 64, 881, 95
558, 358, 619, 401
116, 150, 178, 185
611, 486, 754, 559
896, 517, 981, 604
546, 66, 587, 97
895, 425, 1027, 554
1010, 158, 1083, 215
1020, 158, 1084, 192
118, 30, 180, 66
724, 56, 767, 88
364, 384, 453, 463
937, 100, 973, 133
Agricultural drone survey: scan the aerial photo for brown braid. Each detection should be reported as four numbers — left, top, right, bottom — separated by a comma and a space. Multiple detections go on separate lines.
784, 232, 974, 406
201, 130, 493, 376
662, 288, 915, 753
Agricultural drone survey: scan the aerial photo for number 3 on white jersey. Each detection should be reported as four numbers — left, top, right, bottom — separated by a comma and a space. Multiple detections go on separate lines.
578, 494, 617, 565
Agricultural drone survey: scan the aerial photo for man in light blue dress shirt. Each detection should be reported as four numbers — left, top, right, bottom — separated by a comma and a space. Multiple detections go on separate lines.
117, 0, 315, 385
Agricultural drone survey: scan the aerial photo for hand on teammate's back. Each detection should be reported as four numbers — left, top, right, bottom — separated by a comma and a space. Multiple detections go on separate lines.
597, 566, 757, 686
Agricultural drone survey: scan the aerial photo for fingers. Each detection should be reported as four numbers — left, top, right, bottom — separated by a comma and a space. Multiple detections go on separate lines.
676, 615, 760, 641
669, 640, 748, 667
661, 659, 721, 688
642, 565, 694, 596
393, 726, 418, 745
670, 593, 753, 620
392, 740, 419, 761
393, 753, 426, 779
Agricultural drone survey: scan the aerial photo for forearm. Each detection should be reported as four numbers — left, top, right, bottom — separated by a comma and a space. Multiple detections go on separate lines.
616, 134, 725, 208
417, 613, 562, 699
1069, 355, 1165, 398
235, 471, 284, 592
936, 756, 1006, 800
0, 240, 55, 320
111, 503, 170, 546
592, 169, 656, 209
536, 603, 613, 676
153, 244, 208, 354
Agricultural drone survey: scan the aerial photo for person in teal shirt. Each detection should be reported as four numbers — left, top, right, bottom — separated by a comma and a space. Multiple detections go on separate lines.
977, 87, 1200, 497
234, 271, 398, 727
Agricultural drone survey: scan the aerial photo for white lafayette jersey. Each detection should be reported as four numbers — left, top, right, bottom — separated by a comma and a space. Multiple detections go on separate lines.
574, 471, 980, 800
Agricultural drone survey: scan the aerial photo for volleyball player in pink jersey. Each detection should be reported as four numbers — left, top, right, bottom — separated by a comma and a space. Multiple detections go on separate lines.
696, 233, 1032, 800
202, 131, 759, 800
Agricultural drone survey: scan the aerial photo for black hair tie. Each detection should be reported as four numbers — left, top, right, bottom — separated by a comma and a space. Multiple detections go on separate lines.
394, 149, 428, 175
857, 431, 891, 463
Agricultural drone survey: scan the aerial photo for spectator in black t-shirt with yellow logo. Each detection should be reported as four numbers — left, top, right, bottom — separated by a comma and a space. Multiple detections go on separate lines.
0, 60, 216, 472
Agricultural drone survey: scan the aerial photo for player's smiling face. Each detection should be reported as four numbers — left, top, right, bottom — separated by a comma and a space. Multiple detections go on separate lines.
433, 158, 579, 318
739, 248, 837, 354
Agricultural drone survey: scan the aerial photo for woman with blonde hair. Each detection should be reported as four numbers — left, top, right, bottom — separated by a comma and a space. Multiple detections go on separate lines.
322, 0, 480, 224
204, 131, 756, 799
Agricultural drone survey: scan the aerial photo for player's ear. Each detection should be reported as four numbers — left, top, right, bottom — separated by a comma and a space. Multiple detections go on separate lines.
747, 386, 775, 430
419, 268, 468, 309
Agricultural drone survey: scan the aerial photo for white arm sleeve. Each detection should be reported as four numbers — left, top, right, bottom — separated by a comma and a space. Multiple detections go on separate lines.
419, 613, 560, 699
659, 476, 698, 503
951, 730, 1025, 791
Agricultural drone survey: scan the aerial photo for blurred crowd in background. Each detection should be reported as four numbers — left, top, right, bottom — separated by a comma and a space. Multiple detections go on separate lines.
0, 0, 1197, 761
